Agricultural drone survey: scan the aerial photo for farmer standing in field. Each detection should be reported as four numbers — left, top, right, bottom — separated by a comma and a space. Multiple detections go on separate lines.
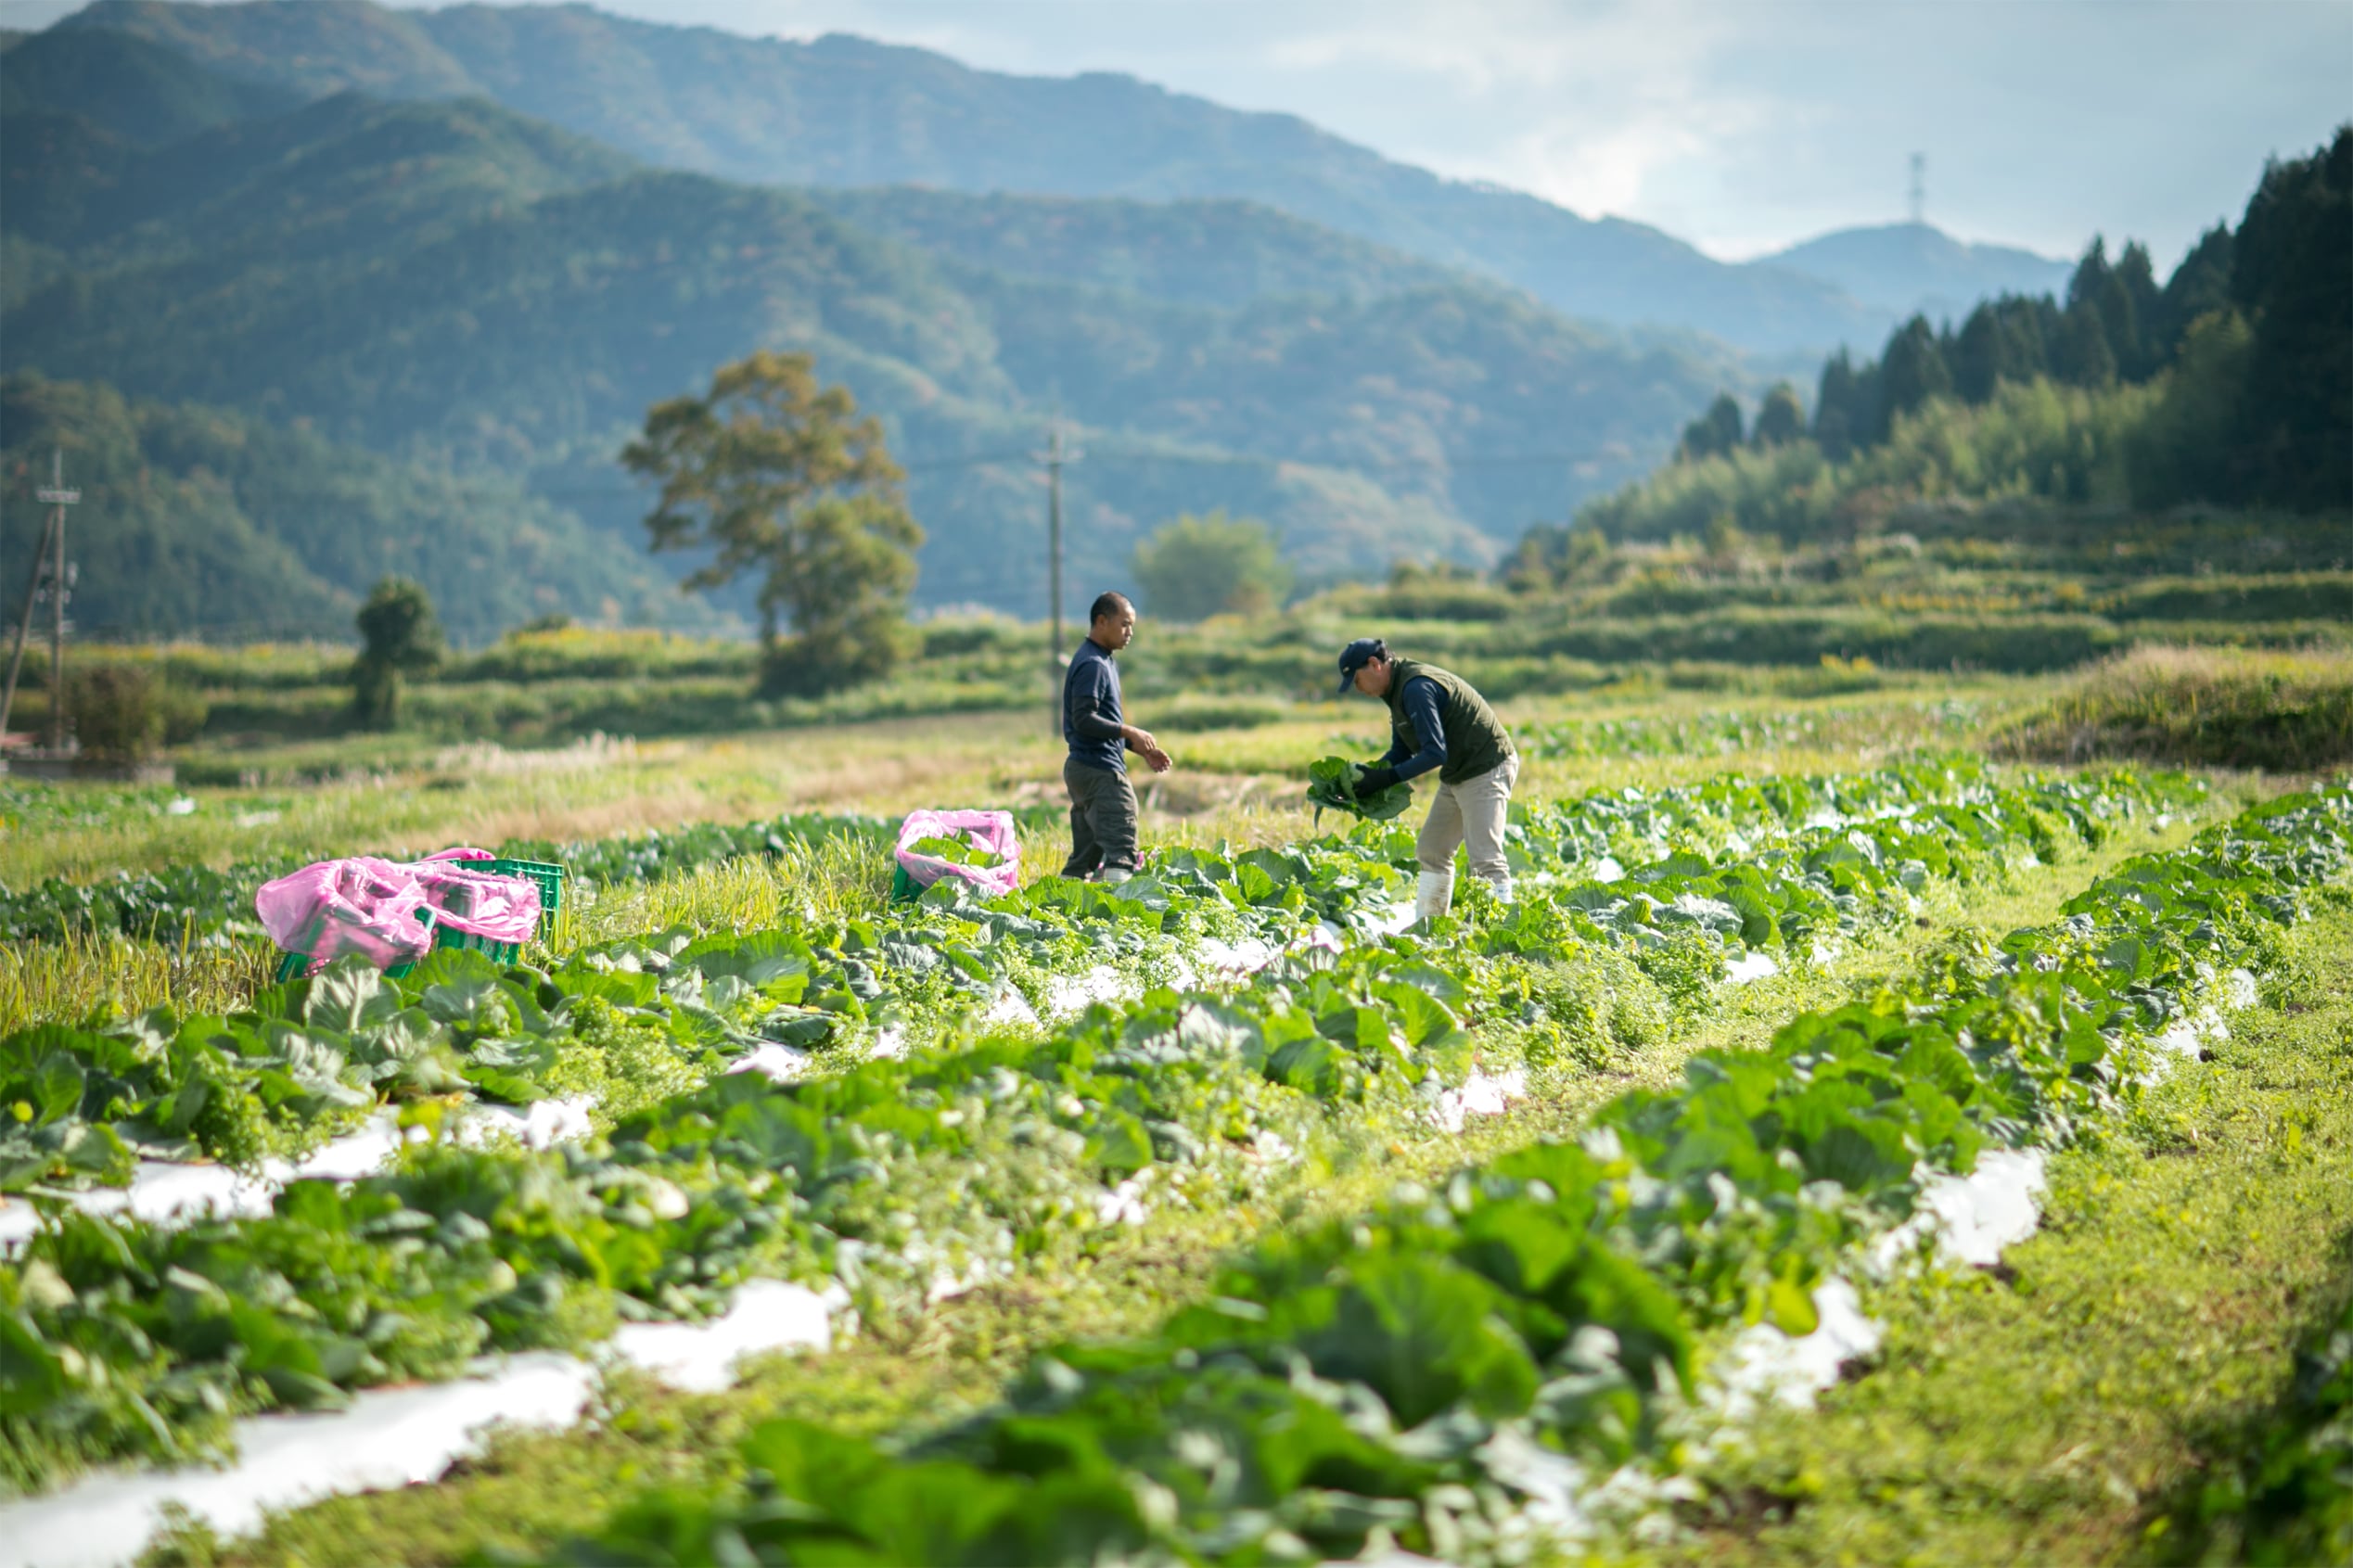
1063, 592, 1171, 883
1337, 637, 1518, 922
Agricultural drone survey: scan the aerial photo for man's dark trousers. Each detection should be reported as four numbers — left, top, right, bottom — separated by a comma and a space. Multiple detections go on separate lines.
1061, 758, 1139, 879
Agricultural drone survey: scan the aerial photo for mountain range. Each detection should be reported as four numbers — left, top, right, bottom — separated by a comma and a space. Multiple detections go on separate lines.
52, 0, 2066, 355
0, 3, 2071, 640
1754, 223, 2072, 323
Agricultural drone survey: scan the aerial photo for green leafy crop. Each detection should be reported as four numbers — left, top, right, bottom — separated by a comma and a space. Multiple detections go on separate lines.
905, 833, 1004, 870
0, 758, 2237, 1507
1307, 755, 1413, 822
541, 784, 2353, 1566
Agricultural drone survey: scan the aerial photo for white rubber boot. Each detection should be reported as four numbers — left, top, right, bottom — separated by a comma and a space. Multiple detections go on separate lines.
1100, 866, 1133, 886
1415, 869, 1454, 924
1479, 873, 1515, 903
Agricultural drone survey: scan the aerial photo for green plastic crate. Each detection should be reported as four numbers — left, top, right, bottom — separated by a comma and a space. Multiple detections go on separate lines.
274, 913, 519, 984
484, 857, 565, 938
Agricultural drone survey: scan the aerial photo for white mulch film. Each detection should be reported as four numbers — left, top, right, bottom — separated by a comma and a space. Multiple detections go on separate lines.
0, 1100, 595, 1253
0, 1279, 844, 1568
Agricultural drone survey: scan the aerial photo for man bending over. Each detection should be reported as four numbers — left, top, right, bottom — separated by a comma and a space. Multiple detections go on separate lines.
1337, 636, 1517, 922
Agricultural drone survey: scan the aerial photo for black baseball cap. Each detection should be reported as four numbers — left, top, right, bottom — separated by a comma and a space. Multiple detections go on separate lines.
1336, 637, 1387, 694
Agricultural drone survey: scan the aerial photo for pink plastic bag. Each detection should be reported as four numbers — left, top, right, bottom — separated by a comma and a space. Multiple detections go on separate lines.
256, 850, 542, 973
255, 856, 436, 971
894, 809, 1020, 899
411, 861, 541, 945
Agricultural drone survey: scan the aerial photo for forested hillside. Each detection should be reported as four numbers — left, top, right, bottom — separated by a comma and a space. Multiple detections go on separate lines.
2, 21, 1735, 619
800, 187, 1462, 311
1554, 128, 2352, 555
0, 376, 690, 642
57, 0, 1894, 353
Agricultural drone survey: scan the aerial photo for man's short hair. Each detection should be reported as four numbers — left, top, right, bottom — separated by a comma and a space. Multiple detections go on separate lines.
1089, 592, 1132, 625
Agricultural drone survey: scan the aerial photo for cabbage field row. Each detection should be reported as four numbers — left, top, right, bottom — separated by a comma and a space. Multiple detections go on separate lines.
2, 759, 2347, 1564
542, 785, 2353, 1565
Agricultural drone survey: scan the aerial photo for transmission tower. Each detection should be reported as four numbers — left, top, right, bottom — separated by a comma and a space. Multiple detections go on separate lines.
1908, 153, 1925, 225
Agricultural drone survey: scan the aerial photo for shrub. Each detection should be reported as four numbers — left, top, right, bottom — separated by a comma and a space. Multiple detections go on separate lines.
157, 681, 210, 746
761, 612, 922, 698
1995, 644, 2353, 770
64, 663, 166, 760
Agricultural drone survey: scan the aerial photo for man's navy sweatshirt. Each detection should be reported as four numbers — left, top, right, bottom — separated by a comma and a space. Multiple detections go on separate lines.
1380, 677, 1449, 781
1063, 638, 1126, 772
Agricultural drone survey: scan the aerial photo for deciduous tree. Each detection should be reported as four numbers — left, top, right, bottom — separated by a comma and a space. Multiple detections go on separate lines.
624, 351, 923, 695
1132, 510, 1290, 621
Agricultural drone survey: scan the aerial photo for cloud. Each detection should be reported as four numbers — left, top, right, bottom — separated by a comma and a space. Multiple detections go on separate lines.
1243, 0, 1799, 244
75, 0, 2353, 264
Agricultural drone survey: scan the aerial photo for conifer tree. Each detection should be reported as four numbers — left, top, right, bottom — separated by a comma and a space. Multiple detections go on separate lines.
1812, 351, 1875, 459
1751, 382, 1807, 447
1879, 315, 1953, 421
2154, 223, 2236, 359
2231, 126, 2352, 508
2049, 300, 2117, 388
1677, 391, 1746, 462
2112, 241, 2164, 378
1950, 304, 2004, 404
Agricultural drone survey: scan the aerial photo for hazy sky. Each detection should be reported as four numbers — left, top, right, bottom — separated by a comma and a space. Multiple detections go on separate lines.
9, 0, 2348, 267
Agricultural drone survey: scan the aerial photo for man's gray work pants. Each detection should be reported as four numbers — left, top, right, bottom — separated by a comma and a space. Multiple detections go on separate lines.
1062, 757, 1139, 879
1416, 755, 1518, 884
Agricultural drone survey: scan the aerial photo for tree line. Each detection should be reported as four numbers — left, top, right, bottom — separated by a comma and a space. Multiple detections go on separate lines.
1673, 127, 2348, 514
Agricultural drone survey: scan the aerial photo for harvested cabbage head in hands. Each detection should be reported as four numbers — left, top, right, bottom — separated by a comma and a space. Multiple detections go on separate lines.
1306, 756, 1412, 822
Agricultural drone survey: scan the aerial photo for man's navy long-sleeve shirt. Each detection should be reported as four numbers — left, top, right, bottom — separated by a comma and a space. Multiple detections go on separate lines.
1380, 677, 1448, 781
1063, 638, 1126, 772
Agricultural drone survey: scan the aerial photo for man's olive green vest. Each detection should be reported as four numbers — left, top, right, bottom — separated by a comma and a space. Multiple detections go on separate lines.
1383, 658, 1514, 784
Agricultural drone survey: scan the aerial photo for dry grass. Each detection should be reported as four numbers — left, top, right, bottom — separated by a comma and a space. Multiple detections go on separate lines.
1995, 644, 2353, 773
0, 932, 274, 1029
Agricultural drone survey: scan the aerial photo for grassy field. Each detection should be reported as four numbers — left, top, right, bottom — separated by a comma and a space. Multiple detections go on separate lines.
11, 495, 2348, 777
1668, 895, 2353, 1567
2, 665, 2347, 1567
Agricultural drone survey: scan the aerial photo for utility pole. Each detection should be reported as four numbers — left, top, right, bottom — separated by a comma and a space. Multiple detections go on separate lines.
0, 448, 79, 750
1035, 421, 1081, 733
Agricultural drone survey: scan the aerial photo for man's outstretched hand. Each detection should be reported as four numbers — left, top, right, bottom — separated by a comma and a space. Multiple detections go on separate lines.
1355, 763, 1400, 795
1127, 726, 1173, 774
